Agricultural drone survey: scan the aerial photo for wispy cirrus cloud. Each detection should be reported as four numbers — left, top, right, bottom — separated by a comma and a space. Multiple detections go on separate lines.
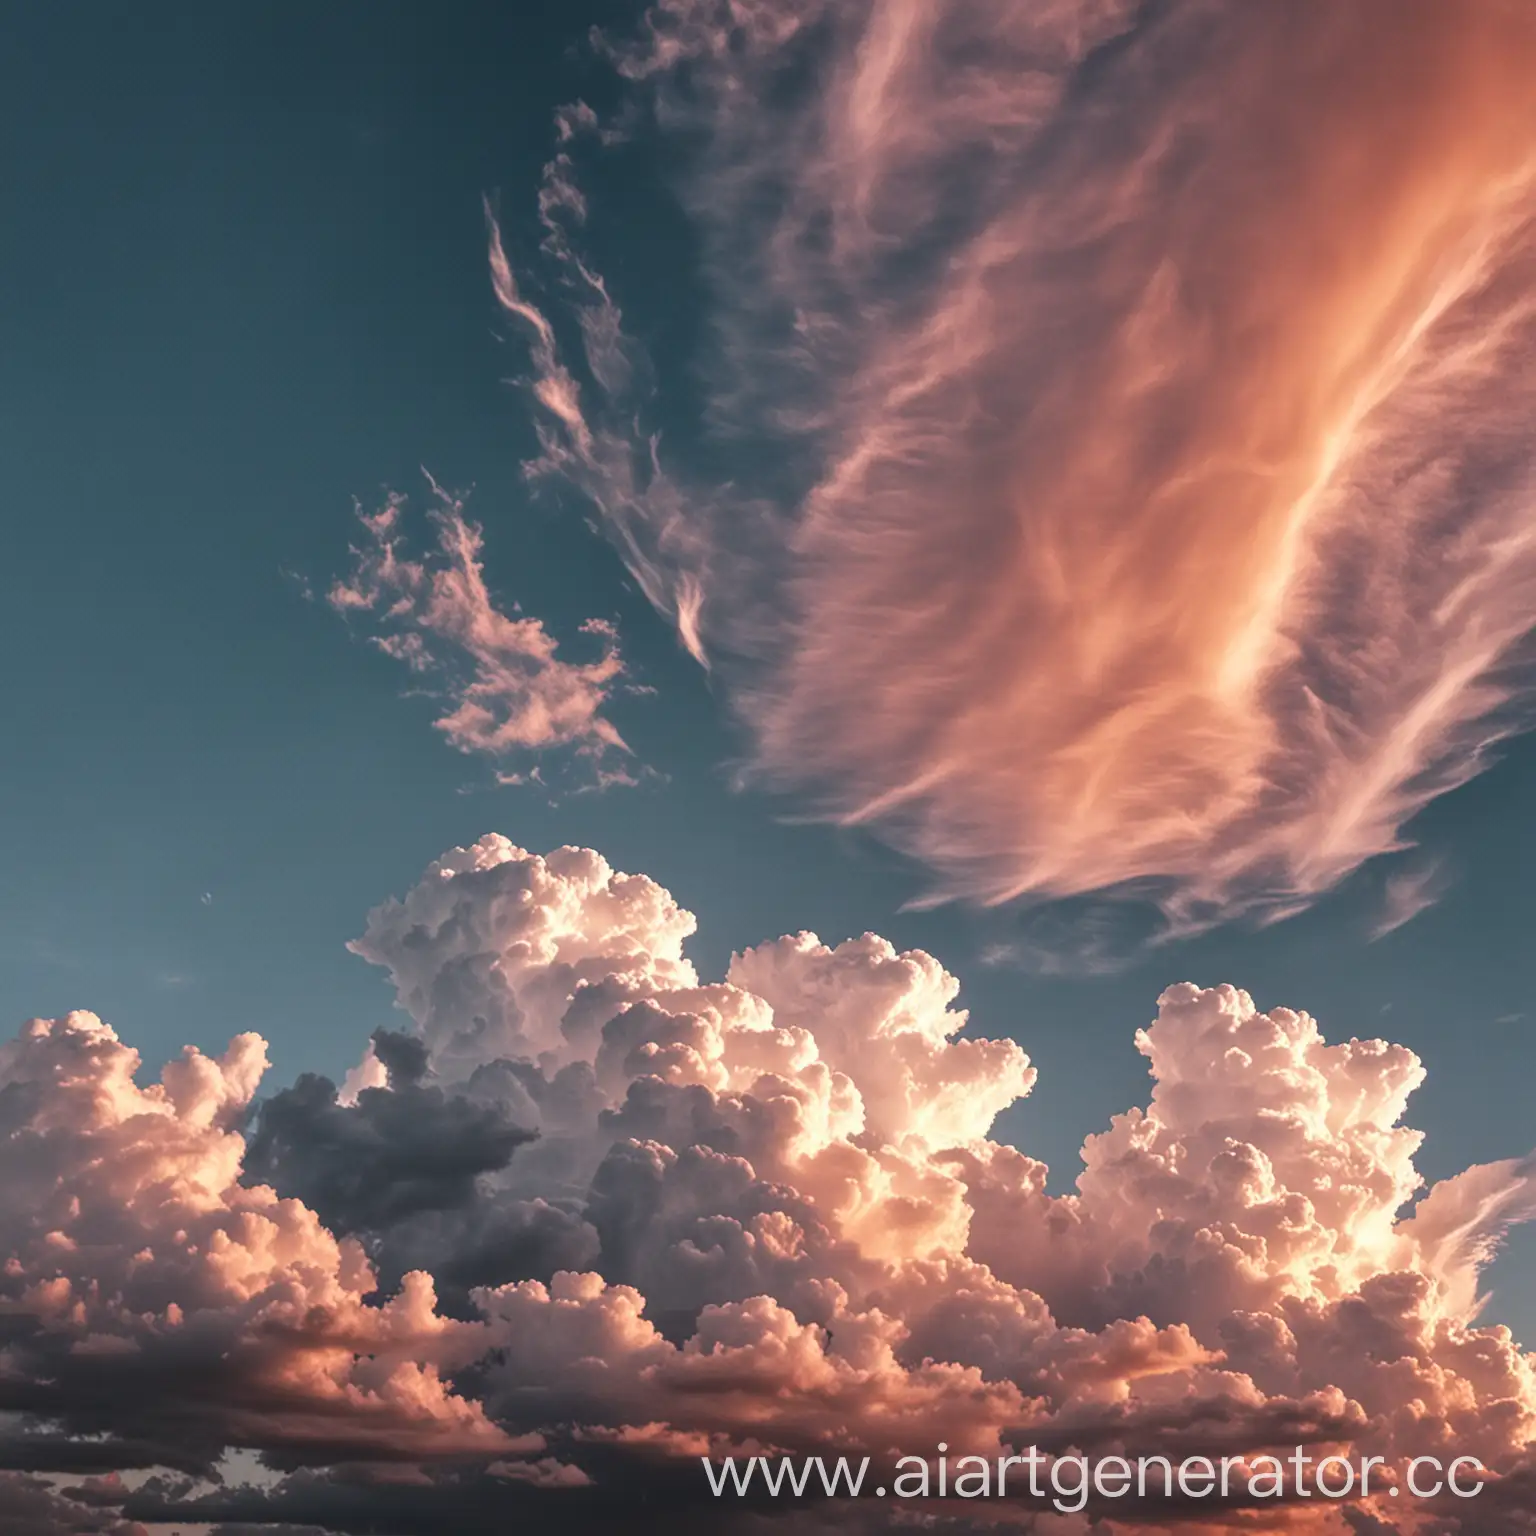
483, 183, 714, 669
1369, 857, 1451, 942
490, 0, 1536, 932
330, 474, 632, 779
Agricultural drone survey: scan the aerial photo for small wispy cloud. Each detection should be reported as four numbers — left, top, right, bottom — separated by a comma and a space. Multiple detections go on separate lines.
278, 565, 315, 603
975, 895, 1161, 975
330, 473, 635, 781
1369, 856, 1451, 941
482, 184, 717, 669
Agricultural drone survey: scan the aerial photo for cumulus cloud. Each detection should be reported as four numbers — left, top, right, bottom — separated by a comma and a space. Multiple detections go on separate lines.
5, 838, 1534, 1531
489, 0, 1536, 929
0, 1012, 514, 1477
330, 474, 631, 777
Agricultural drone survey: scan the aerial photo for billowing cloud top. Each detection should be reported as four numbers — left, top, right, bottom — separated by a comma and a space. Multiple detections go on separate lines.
488, 0, 1536, 928
3, 836, 1534, 1531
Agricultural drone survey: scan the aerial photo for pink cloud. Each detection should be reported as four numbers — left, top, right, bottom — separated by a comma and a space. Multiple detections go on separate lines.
496, 0, 1536, 930
483, 192, 714, 668
330, 475, 631, 771
7, 838, 1532, 1529
0, 1012, 512, 1467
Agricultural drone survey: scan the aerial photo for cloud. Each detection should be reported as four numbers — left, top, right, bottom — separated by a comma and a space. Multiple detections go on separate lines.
0, 1012, 514, 1478
491, 0, 1536, 929
246, 1029, 596, 1315
4, 838, 1534, 1531
1368, 857, 1450, 941
482, 190, 715, 668
330, 474, 632, 778
0, 1472, 145, 1536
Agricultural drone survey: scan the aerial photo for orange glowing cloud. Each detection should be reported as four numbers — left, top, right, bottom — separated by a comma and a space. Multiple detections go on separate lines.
500, 0, 1536, 927
330, 476, 632, 780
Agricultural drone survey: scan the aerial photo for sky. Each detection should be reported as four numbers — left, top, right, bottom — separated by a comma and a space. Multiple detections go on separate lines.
2, 3, 1536, 1533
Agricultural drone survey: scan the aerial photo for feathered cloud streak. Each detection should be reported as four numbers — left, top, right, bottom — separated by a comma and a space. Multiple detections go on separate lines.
330, 477, 630, 777
4, 838, 1535, 1532
497, 0, 1536, 924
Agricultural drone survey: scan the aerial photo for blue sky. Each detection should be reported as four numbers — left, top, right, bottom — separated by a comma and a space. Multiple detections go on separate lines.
3, 0, 1533, 1354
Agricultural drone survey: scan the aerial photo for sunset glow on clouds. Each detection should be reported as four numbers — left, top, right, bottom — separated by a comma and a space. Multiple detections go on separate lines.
3, 838, 1534, 1531
8, 4, 1536, 1534
331, 477, 631, 780
493, 0, 1536, 928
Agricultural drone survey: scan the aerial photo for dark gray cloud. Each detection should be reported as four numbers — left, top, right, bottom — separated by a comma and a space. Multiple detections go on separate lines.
243, 1031, 599, 1314
3, 835, 1533, 1536
244, 1030, 537, 1231
0, 1473, 144, 1536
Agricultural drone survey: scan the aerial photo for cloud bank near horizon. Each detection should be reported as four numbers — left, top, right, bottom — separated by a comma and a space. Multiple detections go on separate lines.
490, 0, 1536, 931
3, 836, 1535, 1532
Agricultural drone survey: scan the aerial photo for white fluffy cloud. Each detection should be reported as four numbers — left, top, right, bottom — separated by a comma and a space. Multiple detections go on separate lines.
5, 838, 1529, 1531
